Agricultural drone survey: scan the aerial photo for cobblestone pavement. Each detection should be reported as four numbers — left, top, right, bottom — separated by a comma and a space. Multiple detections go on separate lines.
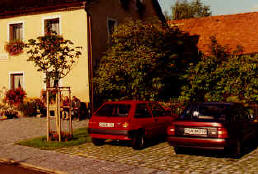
1, 118, 258, 173
57, 140, 258, 174
0, 118, 168, 174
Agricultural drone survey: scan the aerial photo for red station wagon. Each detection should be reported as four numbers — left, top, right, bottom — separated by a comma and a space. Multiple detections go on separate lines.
167, 102, 257, 157
88, 100, 175, 149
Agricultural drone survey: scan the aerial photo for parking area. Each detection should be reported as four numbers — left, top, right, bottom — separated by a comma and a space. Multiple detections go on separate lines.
1, 117, 258, 173
57, 139, 258, 173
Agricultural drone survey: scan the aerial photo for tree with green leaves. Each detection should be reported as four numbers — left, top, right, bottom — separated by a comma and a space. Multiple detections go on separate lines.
181, 37, 258, 104
94, 18, 198, 102
26, 34, 82, 87
172, 0, 211, 20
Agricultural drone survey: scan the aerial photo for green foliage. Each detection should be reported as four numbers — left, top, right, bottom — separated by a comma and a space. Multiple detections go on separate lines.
18, 98, 45, 117
4, 88, 26, 105
95, 18, 198, 101
25, 34, 82, 86
181, 37, 258, 104
0, 103, 19, 119
17, 128, 90, 150
172, 0, 211, 20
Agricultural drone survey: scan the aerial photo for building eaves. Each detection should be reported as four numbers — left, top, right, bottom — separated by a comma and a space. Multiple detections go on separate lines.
0, 0, 87, 18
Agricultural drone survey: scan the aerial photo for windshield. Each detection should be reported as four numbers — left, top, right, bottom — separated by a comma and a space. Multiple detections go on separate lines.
179, 104, 230, 121
95, 104, 131, 117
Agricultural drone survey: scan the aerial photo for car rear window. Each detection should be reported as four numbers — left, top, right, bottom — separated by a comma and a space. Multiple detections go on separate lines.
95, 104, 131, 117
179, 104, 230, 121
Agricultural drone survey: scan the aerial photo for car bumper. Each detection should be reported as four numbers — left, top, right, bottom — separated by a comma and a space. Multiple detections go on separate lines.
88, 128, 132, 141
167, 136, 227, 150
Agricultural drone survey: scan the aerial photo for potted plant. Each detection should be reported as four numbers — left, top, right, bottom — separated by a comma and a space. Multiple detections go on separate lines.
5, 40, 25, 56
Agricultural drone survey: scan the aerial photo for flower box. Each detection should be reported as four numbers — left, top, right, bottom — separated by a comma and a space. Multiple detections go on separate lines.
5, 41, 25, 56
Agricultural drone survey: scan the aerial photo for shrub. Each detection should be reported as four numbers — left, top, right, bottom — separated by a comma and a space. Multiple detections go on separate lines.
4, 88, 26, 105
95, 18, 199, 102
0, 104, 19, 119
181, 37, 258, 104
18, 98, 46, 117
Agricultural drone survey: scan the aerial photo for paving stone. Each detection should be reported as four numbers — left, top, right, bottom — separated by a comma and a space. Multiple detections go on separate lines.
0, 118, 169, 174
2, 118, 258, 173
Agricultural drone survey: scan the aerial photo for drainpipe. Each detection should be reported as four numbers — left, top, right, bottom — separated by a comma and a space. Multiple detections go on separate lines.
85, 8, 94, 116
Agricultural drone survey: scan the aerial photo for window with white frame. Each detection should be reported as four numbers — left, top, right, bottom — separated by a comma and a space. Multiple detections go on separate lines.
10, 73, 23, 89
9, 23, 23, 42
44, 18, 60, 35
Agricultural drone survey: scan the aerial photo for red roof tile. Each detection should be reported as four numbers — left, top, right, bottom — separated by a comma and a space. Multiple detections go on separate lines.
168, 12, 258, 55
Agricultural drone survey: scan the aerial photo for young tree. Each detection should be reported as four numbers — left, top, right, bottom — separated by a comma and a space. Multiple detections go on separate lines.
26, 34, 82, 87
181, 37, 258, 104
172, 0, 211, 20
95, 18, 199, 101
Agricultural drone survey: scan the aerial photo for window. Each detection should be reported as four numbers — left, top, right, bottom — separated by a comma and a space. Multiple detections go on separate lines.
10, 73, 23, 89
149, 103, 167, 117
44, 18, 60, 35
135, 104, 152, 118
234, 106, 249, 120
9, 23, 23, 42
107, 18, 117, 41
179, 104, 230, 121
95, 104, 131, 117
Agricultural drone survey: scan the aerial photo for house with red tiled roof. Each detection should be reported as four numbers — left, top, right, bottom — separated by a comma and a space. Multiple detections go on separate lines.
168, 12, 258, 55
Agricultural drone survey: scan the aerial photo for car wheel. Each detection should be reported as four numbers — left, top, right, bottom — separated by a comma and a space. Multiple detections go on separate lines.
174, 147, 185, 154
232, 138, 242, 158
92, 138, 105, 146
132, 132, 145, 150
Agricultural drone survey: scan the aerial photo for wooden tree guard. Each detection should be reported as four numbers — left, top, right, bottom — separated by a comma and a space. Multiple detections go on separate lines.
46, 87, 73, 142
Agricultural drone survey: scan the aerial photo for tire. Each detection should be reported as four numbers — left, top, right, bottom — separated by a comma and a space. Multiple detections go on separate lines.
174, 147, 185, 154
92, 138, 105, 146
231, 138, 241, 158
132, 132, 145, 150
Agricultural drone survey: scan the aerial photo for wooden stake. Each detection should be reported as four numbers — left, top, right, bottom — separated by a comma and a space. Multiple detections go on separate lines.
46, 90, 50, 142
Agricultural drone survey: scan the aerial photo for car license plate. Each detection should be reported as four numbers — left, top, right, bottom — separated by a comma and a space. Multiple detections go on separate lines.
99, 122, 114, 127
184, 128, 207, 135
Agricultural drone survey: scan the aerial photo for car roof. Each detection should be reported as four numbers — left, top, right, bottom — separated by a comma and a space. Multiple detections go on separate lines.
190, 102, 236, 106
102, 100, 155, 105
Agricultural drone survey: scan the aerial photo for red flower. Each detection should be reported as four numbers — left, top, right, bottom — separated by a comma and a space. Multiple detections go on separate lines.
5, 41, 24, 56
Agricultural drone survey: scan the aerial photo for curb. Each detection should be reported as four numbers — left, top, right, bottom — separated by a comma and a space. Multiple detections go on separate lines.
0, 158, 68, 174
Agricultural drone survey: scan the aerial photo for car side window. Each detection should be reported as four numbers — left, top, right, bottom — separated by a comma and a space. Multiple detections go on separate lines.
149, 103, 166, 117
134, 104, 152, 118
241, 109, 250, 120
234, 106, 249, 121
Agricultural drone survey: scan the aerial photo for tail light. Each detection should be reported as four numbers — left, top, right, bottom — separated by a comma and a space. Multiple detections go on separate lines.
122, 122, 129, 128
167, 125, 175, 136
217, 127, 228, 138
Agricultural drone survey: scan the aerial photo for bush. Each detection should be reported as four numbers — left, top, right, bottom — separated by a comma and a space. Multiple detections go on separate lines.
18, 98, 45, 117
95, 18, 199, 102
4, 88, 26, 105
181, 37, 258, 104
0, 103, 19, 119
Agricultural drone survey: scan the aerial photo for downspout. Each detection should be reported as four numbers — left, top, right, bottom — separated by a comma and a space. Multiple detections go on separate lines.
85, 8, 95, 116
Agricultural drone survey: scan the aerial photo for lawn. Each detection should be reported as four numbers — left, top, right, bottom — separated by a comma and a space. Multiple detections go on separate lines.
17, 128, 91, 150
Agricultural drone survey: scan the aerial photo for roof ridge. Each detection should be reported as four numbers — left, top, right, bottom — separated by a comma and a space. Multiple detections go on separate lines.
168, 11, 258, 23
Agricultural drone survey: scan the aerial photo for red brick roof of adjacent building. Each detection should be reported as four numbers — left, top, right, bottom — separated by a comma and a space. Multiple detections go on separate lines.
168, 12, 258, 55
